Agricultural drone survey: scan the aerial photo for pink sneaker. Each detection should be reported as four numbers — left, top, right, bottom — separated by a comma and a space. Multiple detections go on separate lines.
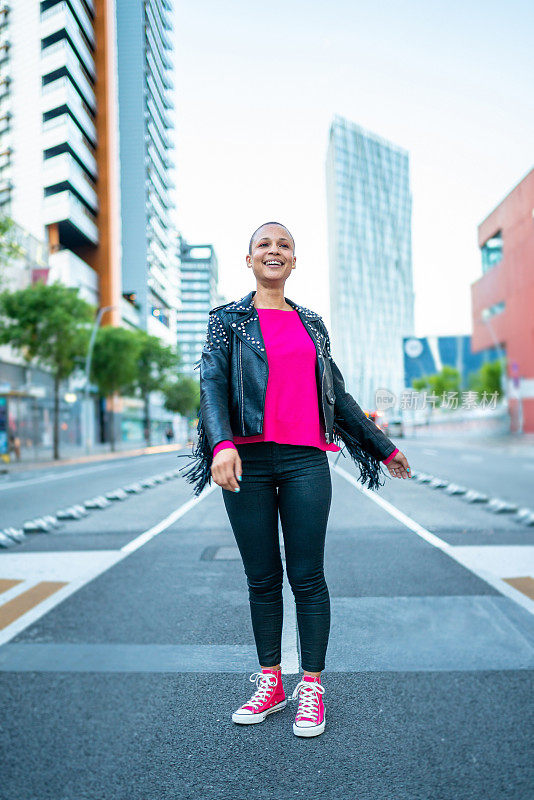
291, 675, 326, 737
232, 668, 287, 725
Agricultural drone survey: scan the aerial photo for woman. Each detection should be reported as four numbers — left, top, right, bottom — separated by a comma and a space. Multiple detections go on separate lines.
179, 221, 412, 738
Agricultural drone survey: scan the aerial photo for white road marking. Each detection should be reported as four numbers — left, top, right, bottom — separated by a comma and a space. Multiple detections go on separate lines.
332, 463, 534, 617
0, 551, 124, 645
422, 449, 438, 456
459, 454, 483, 463
121, 486, 215, 553
0, 485, 217, 644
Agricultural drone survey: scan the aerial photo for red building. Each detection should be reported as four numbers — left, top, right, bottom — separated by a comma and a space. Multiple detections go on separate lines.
471, 168, 534, 433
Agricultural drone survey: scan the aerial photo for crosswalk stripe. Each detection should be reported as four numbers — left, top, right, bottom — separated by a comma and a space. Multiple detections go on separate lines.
503, 577, 534, 601
0, 579, 23, 596
0, 581, 69, 630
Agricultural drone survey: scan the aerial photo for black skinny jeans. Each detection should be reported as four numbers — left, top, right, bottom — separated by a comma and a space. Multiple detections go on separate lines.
222, 441, 332, 673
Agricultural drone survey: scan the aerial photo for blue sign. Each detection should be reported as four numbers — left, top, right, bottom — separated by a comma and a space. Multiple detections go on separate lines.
0, 396, 7, 455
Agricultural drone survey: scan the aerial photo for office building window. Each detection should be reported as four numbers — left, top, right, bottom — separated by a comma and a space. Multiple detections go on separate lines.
481, 231, 503, 274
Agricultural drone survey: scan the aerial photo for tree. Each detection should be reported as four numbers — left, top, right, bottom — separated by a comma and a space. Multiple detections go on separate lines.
90, 326, 140, 451
132, 330, 180, 446
0, 216, 24, 290
164, 376, 200, 444
467, 358, 505, 400
163, 376, 200, 431
0, 281, 94, 459
412, 366, 461, 401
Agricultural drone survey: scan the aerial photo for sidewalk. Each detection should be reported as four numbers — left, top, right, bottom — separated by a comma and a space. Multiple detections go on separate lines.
0, 440, 192, 474
406, 429, 534, 457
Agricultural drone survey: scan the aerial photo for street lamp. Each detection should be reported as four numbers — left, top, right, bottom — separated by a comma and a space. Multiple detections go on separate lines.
83, 305, 116, 453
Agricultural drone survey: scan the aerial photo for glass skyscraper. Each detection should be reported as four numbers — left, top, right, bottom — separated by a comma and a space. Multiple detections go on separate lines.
326, 114, 415, 411
116, 0, 178, 347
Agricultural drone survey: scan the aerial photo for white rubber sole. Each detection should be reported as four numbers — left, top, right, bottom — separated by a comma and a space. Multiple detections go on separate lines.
232, 699, 287, 724
293, 713, 326, 737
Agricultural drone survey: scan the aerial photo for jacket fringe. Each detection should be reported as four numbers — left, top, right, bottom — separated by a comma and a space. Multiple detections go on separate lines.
177, 407, 387, 497
176, 406, 213, 497
332, 416, 386, 492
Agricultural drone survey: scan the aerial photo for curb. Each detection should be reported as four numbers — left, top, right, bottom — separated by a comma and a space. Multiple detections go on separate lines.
410, 470, 534, 527
0, 467, 186, 550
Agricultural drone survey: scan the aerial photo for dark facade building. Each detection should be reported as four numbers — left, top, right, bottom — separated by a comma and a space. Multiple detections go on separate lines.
403, 335, 499, 391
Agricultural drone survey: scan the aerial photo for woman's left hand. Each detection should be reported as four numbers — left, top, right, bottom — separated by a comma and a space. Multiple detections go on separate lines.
385, 450, 412, 479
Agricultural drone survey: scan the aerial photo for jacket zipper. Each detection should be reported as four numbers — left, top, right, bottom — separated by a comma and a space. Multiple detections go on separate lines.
319, 353, 329, 442
238, 338, 245, 434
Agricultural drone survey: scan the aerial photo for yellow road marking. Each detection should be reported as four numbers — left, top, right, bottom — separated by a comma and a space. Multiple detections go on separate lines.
0, 581, 69, 630
0, 579, 23, 595
503, 577, 534, 601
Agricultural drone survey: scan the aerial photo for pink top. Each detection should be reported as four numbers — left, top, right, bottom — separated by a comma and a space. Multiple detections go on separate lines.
212, 308, 398, 465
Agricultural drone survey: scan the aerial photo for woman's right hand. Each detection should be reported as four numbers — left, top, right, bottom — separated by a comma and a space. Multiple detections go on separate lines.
211, 447, 243, 492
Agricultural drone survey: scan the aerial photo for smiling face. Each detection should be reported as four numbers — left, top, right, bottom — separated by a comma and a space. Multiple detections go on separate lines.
246, 223, 296, 282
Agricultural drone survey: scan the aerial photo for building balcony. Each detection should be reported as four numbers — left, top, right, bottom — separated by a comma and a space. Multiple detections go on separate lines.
42, 113, 97, 176
147, 214, 170, 253
41, 0, 95, 50
44, 189, 98, 245
146, 29, 172, 85
48, 247, 99, 305
43, 152, 98, 211
41, 76, 96, 143
146, 72, 172, 128
146, 143, 171, 190
120, 296, 140, 329
41, 31, 96, 81
145, 1, 173, 52
146, 163, 170, 208
41, 41, 96, 113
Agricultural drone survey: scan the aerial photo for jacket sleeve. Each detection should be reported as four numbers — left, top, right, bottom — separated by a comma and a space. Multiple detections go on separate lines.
199, 312, 234, 451
330, 356, 397, 462
319, 320, 397, 490
177, 311, 234, 496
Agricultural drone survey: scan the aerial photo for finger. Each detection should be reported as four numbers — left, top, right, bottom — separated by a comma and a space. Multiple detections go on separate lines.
225, 465, 240, 491
399, 455, 412, 477
234, 459, 242, 484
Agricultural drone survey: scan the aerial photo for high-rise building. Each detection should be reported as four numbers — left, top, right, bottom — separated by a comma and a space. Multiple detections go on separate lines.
177, 238, 220, 375
326, 115, 415, 411
0, 0, 180, 451
115, 0, 178, 347
472, 167, 534, 433
0, 0, 122, 321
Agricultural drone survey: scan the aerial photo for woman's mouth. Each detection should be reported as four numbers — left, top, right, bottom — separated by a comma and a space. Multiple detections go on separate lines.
264, 260, 283, 268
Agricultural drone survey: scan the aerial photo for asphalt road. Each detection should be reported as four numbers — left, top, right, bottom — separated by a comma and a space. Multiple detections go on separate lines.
0, 437, 533, 800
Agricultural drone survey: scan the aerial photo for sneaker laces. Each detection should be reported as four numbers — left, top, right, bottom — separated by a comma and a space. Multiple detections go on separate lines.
242, 671, 279, 710
291, 680, 325, 718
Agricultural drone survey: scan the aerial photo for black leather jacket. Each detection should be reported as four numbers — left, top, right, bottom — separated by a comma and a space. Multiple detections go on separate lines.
178, 289, 397, 496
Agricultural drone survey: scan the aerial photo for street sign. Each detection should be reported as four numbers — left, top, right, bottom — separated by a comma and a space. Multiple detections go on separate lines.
0, 396, 8, 455
404, 338, 423, 358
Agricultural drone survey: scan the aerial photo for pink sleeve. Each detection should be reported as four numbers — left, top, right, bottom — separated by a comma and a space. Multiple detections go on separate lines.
213, 440, 237, 457
382, 447, 399, 465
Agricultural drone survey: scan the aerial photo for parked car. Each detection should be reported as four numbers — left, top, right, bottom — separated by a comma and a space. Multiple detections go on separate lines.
386, 416, 404, 437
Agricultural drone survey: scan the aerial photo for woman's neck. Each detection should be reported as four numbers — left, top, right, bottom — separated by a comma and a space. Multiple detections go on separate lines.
253, 289, 292, 311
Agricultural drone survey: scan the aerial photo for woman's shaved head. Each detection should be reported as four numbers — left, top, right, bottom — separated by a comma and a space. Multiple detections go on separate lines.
248, 222, 295, 255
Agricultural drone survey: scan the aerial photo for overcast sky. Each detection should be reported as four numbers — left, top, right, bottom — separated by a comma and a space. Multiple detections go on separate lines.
173, 0, 533, 337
